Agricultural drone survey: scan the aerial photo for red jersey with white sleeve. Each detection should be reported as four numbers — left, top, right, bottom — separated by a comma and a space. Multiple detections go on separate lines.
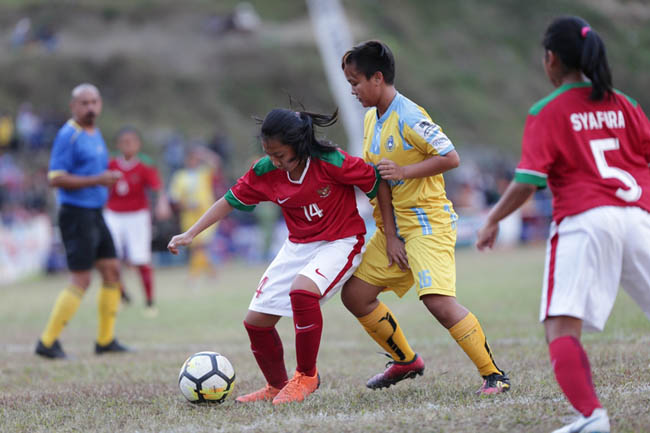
106, 157, 162, 212
224, 149, 380, 243
514, 82, 650, 222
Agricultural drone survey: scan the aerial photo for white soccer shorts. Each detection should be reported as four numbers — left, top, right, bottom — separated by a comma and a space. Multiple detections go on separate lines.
103, 209, 152, 265
540, 205, 650, 331
249, 234, 365, 317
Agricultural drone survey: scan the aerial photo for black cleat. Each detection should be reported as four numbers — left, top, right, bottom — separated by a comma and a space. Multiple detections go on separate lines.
476, 371, 511, 395
366, 353, 425, 389
35, 339, 68, 359
95, 339, 133, 355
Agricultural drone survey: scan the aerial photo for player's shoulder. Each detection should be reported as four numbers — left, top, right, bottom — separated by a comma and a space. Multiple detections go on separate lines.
54, 119, 82, 142
252, 156, 278, 177
394, 93, 435, 127
528, 82, 593, 116
314, 148, 348, 168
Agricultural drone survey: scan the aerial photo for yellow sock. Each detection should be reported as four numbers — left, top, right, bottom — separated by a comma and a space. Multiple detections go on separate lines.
189, 248, 209, 276
449, 312, 501, 377
358, 301, 416, 363
97, 282, 121, 346
40, 285, 84, 347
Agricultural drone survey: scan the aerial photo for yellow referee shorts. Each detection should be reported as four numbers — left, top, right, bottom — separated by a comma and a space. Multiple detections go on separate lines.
354, 229, 457, 298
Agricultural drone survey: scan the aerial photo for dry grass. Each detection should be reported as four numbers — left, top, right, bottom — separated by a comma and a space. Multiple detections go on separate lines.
1, 246, 649, 432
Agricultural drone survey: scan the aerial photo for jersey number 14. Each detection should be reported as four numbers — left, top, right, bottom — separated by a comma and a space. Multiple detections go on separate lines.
303, 203, 324, 222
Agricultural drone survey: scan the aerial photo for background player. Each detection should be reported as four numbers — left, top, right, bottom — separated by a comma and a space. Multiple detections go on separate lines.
476, 16, 650, 433
104, 126, 171, 317
168, 146, 221, 281
168, 107, 384, 405
36, 83, 131, 359
341, 41, 510, 394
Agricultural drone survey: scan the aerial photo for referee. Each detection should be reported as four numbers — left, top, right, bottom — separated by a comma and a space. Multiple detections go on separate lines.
36, 83, 131, 359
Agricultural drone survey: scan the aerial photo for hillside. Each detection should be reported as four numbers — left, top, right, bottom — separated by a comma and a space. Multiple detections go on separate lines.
1, 0, 648, 172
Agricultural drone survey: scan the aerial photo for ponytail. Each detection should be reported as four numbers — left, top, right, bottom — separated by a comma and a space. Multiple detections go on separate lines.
543, 16, 613, 100
260, 108, 339, 162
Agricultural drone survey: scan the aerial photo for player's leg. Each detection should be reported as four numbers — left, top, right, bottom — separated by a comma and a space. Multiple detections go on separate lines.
125, 210, 156, 311
36, 206, 94, 359
411, 232, 509, 394
273, 235, 364, 404
103, 209, 131, 305
236, 240, 298, 403
542, 208, 624, 432
94, 211, 131, 354
236, 310, 285, 403
341, 232, 422, 389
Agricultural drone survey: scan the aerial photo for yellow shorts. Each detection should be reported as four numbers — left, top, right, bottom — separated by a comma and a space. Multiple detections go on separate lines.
354, 230, 457, 298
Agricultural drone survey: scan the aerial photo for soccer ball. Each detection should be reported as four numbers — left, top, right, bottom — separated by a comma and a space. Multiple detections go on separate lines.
178, 351, 236, 403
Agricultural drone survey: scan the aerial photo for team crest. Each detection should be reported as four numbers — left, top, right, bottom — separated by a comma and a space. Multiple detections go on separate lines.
385, 135, 395, 152
316, 185, 331, 198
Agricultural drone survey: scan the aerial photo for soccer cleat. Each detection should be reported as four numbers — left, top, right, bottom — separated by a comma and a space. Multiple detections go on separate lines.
35, 339, 67, 359
120, 289, 131, 304
142, 305, 159, 318
366, 353, 425, 389
272, 370, 320, 405
235, 384, 282, 403
551, 408, 610, 433
476, 371, 511, 395
95, 339, 133, 355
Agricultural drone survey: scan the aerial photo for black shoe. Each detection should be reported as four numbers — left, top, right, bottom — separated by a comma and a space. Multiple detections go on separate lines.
121, 289, 132, 304
35, 339, 67, 359
476, 371, 511, 395
95, 339, 133, 355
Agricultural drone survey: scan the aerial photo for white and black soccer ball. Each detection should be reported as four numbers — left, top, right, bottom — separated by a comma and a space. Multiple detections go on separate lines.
178, 351, 236, 403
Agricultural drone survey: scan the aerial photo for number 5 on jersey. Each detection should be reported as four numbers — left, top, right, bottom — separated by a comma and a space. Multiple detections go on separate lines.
303, 203, 324, 222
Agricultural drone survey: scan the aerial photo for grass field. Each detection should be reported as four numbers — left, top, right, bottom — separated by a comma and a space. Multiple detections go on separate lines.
1, 245, 649, 432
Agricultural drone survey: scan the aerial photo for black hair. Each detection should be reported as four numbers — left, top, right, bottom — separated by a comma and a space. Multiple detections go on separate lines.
341, 40, 395, 85
543, 16, 613, 100
260, 108, 338, 162
116, 125, 141, 140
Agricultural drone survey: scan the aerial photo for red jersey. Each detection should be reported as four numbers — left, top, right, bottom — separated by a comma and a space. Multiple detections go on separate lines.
515, 82, 650, 222
224, 149, 380, 243
106, 157, 162, 212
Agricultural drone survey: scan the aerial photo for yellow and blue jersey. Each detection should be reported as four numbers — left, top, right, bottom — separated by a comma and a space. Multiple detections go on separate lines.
363, 92, 458, 240
48, 119, 109, 208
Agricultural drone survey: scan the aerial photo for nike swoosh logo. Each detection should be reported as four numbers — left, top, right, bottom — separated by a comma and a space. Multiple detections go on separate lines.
295, 324, 315, 330
278, 197, 290, 204
314, 268, 327, 279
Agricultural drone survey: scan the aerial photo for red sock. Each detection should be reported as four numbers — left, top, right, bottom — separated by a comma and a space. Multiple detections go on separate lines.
290, 290, 322, 377
243, 321, 288, 389
549, 335, 602, 417
138, 265, 153, 305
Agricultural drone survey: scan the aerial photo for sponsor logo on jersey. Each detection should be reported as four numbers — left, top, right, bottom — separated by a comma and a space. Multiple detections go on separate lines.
316, 185, 331, 198
278, 197, 290, 204
413, 120, 439, 141
385, 135, 395, 152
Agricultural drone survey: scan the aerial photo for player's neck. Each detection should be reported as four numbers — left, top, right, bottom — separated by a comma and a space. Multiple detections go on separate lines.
376, 87, 397, 118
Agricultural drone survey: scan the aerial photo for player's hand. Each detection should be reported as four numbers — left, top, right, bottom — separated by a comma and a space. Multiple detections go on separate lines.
154, 199, 172, 221
377, 158, 405, 181
386, 234, 409, 270
97, 170, 123, 186
167, 232, 194, 255
476, 221, 499, 251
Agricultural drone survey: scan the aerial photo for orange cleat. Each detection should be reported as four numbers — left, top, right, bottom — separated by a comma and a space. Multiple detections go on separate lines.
235, 384, 282, 403
272, 370, 320, 405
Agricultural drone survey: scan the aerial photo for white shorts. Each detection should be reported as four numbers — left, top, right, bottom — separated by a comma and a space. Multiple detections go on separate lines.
540, 206, 650, 331
103, 209, 152, 265
249, 234, 365, 317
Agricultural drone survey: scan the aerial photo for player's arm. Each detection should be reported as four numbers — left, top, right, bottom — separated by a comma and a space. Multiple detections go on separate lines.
377, 180, 408, 270
475, 181, 537, 251
377, 150, 459, 181
167, 197, 233, 255
48, 171, 122, 189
